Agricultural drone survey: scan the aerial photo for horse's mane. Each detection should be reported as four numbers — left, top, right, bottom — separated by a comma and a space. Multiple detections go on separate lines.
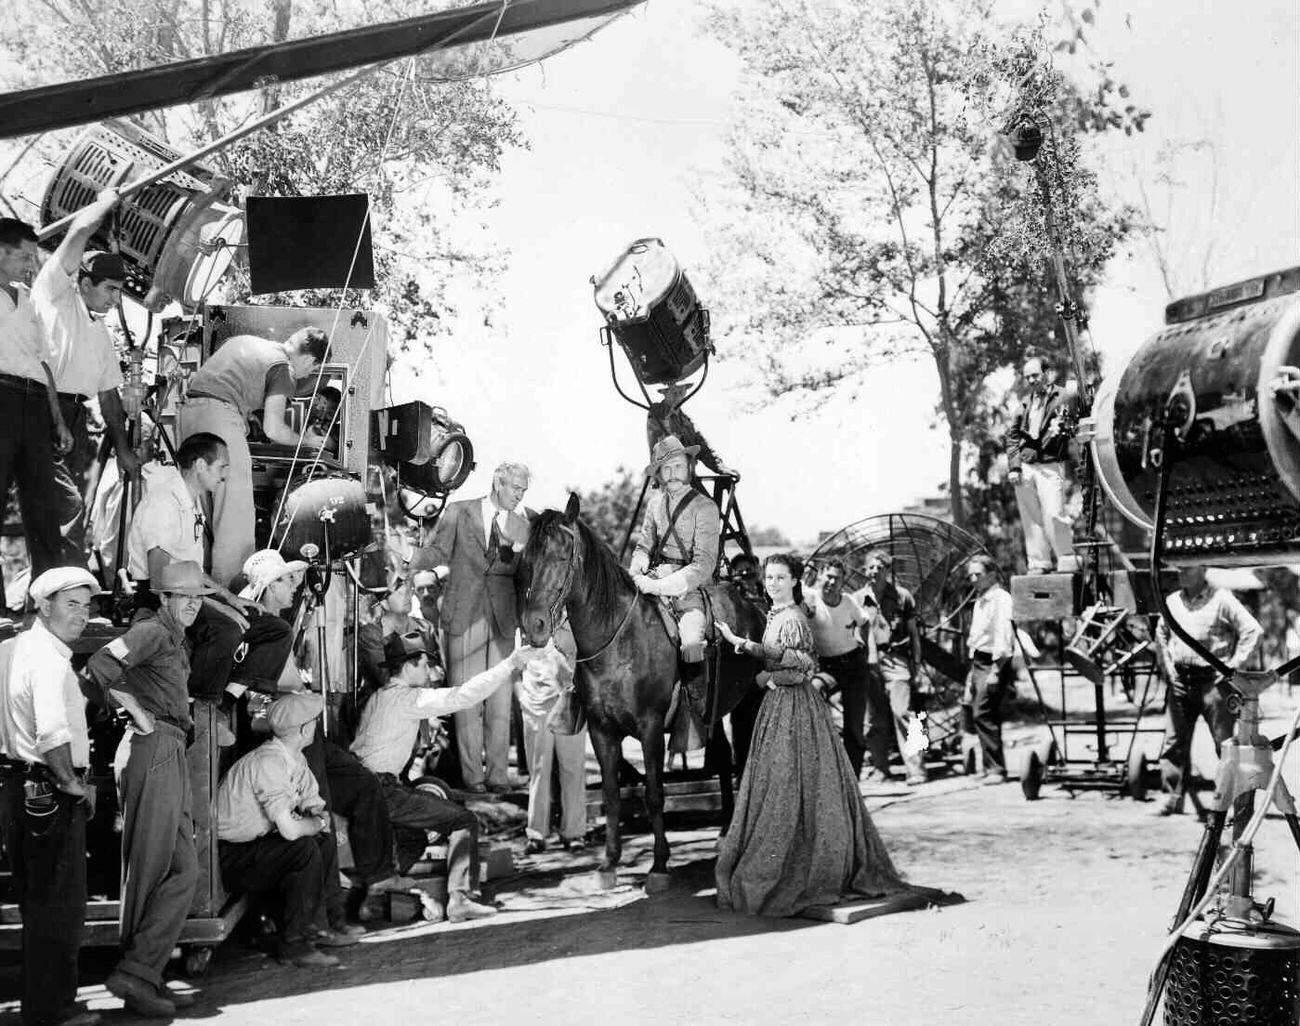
524, 508, 633, 613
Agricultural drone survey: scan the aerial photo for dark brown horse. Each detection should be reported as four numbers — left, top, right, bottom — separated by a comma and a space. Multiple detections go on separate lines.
520, 493, 764, 886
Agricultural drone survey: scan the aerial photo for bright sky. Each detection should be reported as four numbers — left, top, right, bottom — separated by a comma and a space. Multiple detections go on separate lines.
390, 0, 1300, 546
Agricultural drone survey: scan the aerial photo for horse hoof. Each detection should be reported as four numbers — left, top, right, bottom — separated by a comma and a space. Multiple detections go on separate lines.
644, 871, 671, 894
596, 868, 619, 890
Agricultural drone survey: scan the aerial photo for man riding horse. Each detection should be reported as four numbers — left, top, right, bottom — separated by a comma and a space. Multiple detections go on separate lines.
629, 434, 721, 739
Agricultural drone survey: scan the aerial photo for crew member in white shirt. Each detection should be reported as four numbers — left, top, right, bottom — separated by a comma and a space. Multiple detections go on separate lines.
0, 567, 101, 1026
965, 555, 1016, 784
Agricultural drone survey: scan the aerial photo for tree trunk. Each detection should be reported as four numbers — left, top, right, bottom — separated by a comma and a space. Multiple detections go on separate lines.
932, 344, 966, 527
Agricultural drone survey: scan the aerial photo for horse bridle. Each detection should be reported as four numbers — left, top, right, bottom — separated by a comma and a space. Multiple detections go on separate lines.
529, 523, 637, 665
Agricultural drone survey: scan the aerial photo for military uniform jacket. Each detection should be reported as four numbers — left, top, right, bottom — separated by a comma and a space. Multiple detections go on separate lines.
634, 487, 721, 595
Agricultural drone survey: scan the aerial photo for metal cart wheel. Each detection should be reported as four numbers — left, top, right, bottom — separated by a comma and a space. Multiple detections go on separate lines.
182, 945, 213, 977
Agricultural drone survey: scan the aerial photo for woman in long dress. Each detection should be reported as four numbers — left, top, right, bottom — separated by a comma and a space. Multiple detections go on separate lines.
714, 553, 905, 917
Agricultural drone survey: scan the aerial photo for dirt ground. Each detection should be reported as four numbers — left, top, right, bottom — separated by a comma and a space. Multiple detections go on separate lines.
3, 678, 1298, 1026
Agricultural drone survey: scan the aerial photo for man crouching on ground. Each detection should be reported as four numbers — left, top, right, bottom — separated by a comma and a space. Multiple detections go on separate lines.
216, 691, 353, 968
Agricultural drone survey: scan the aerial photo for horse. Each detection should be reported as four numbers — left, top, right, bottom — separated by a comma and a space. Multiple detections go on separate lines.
520, 493, 765, 888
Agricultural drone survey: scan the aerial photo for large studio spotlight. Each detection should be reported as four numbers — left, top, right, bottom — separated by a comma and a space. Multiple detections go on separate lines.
591, 237, 712, 387
41, 118, 244, 311
372, 401, 475, 506
1092, 266, 1300, 566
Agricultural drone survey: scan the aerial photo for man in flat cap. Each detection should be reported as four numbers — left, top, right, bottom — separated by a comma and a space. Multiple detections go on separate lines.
630, 435, 722, 739
31, 187, 140, 566
352, 632, 537, 921
0, 567, 101, 1026
216, 691, 355, 968
85, 561, 209, 1017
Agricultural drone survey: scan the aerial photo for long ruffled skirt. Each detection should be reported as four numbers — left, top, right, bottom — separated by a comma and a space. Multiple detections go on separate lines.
715, 682, 905, 917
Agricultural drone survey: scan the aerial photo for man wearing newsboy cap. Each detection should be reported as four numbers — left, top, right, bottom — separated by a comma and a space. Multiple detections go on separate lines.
85, 561, 210, 1017
217, 691, 356, 968
0, 567, 101, 1026
30, 188, 141, 566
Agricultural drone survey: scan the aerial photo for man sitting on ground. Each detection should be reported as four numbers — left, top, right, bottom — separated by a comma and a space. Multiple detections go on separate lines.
351, 632, 538, 922
216, 691, 354, 968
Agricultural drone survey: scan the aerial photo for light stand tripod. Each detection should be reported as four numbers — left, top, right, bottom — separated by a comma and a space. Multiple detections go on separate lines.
1135, 416, 1300, 1026
301, 559, 334, 738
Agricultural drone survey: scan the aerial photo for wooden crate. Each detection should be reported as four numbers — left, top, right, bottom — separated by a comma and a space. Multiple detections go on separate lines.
1010, 573, 1080, 620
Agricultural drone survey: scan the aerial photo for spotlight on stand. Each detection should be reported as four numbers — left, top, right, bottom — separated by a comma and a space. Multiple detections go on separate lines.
373, 401, 475, 514
41, 118, 243, 311
1092, 266, 1300, 566
592, 237, 712, 388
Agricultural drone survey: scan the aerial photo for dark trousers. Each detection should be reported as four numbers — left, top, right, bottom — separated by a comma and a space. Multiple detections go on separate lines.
302, 738, 371, 924
52, 397, 93, 568
969, 660, 1014, 775
1158, 666, 1236, 790
218, 832, 337, 950
821, 649, 870, 777
0, 775, 87, 1026
0, 376, 62, 584
118, 725, 199, 987
377, 774, 478, 888
320, 743, 394, 886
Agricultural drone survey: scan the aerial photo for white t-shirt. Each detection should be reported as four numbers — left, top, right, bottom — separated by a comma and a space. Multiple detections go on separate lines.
31, 262, 123, 397
0, 283, 51, 383
807, 588, 869, 658
125, 465, 205, 580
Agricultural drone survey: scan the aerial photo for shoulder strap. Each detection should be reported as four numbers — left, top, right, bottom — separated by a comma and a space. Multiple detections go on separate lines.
662, 490, 699, 564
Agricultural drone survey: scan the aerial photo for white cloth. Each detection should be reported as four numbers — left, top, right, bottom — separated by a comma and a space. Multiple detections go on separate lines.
351, 655, 516, 777
1014, 461, 1074, 572
0, 618, 89, 766
806, 589, 869, 658
515, 631, 587, 841
968, 585, 1015, 662
0, 283, 51, 382
125, 464, 205, 579
30, 263, 123, 396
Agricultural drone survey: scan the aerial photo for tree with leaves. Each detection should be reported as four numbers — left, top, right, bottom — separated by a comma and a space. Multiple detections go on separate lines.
570, 465, 644, 558
0, 0, 525, 355
697, 0, 1147, 536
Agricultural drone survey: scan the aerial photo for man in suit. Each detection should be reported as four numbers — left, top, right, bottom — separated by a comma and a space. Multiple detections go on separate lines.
1006, 355, 1079, 574
412, 461, 531, 794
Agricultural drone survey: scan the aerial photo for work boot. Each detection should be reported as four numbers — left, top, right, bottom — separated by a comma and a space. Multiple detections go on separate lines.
105, 970, 175, 1018
281, 941, 341, 968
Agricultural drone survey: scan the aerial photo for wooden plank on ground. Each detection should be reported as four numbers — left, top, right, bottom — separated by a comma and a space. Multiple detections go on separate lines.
800, 885, 964, 925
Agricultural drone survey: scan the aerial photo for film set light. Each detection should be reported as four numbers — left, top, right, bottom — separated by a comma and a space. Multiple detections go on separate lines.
592, 237, 713, 390
373, 401, 475, 502
41, 118, 244, 310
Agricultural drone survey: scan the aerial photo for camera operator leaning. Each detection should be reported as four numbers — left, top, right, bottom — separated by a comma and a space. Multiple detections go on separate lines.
178, 327, 331, 587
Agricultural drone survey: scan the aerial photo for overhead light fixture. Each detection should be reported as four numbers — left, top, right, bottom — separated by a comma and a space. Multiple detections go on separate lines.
591, 237, 712, 387
41, 118, 243, 311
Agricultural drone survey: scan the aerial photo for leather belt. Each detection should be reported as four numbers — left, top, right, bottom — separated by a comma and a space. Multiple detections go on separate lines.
0, 371, 45, 392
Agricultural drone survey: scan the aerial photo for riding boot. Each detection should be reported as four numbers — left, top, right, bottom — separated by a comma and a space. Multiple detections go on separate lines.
681, 658, 710, 728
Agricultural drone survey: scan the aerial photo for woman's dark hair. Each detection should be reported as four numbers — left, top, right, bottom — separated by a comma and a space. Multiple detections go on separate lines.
764, 552, 804, 606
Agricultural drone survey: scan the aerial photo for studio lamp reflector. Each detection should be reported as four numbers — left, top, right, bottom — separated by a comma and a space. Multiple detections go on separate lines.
41, 118, 243, 311
372, 401, 475, 497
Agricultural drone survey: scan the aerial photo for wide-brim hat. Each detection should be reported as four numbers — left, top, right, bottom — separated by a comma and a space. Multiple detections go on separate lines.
238, 549, 308, 601
156, 560, 216, 597
644, 434, 700, 478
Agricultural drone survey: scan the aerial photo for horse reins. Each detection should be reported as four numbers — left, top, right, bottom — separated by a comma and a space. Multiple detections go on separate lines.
532, 523, 638, 665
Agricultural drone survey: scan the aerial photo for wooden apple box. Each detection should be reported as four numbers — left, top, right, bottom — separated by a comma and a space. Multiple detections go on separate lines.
1010, 573, 1080, 620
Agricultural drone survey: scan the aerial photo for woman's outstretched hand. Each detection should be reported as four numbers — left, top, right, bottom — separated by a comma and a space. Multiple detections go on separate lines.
714, 619, 739, 646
